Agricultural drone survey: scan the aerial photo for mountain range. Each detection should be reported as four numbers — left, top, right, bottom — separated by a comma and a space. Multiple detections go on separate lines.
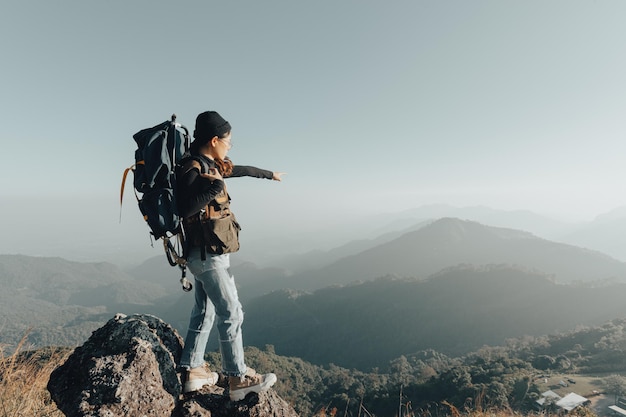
244, 204, 626, 268
238, 217, 626, 297
2, 215, 626, 372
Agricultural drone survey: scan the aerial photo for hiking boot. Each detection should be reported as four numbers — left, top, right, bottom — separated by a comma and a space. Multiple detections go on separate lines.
228, 368, 277, 401
183, 363, 219, 393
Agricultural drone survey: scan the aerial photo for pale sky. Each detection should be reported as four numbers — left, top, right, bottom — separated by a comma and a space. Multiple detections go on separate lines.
2, 1, 626, 264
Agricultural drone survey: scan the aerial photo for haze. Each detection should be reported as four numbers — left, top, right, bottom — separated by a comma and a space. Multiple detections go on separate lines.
1, 1, 626, 267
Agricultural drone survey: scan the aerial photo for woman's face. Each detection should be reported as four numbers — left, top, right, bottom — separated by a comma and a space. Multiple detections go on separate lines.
211, 132, 232, 160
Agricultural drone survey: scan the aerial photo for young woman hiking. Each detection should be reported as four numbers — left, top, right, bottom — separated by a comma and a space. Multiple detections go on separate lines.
177, 110, 285, 401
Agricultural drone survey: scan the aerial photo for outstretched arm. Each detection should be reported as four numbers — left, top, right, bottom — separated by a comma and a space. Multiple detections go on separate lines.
229, 165, 286, 181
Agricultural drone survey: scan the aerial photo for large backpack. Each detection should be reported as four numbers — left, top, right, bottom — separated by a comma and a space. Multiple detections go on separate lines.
120, 114, 193, 291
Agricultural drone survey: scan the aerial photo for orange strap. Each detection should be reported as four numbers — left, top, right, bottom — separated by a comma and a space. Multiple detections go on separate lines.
120, 166, 133, 205
119, 161, 144, 222
120, 161, 144, 203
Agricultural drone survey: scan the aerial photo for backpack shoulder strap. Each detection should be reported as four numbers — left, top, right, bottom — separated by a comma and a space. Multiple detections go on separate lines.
192, 155, 211, 174
178, 156, 204, 177
180, 155, 212, 174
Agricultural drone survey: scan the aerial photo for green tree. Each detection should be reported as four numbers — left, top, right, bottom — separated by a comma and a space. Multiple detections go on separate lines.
604, 374, 626, 404
485, 381, 509, 409
389, 355, 413, 386
532, 355, 555, 370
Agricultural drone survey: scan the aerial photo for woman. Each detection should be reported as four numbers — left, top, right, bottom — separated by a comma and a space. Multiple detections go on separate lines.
177, 110, 284, 401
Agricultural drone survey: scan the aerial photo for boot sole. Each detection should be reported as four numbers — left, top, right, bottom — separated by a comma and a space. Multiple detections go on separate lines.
229, 373, 277, 401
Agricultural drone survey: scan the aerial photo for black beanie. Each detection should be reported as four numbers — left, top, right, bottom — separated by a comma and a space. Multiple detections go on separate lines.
193, 111, 231, 140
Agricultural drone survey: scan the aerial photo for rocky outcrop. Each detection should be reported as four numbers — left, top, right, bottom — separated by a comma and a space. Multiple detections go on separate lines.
47, 313, 298, 417
177, 386, 298, 417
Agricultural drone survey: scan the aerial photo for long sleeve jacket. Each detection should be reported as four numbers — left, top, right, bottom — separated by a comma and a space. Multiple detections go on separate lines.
176, 154, 273, 219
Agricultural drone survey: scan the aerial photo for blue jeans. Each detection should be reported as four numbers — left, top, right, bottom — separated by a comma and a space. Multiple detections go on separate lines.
179, 249, 247, 377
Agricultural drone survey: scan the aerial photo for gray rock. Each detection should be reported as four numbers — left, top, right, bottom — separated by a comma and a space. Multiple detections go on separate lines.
176, 384, 298, 417
48, 313, 182, 417
47, 313, 298, 417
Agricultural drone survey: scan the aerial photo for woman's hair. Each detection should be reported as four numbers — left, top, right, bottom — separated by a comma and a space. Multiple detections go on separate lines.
189, 131, 233, 177
215, 156, 233, 177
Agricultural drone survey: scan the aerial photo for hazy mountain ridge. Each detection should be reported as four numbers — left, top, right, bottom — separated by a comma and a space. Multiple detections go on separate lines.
232, 205, 564, 269
242, 264, 626, 370
250, 204, 626, 268
256, 217, 626, 294
0, 255, 177, 348
0, 290, 108, 347
125, 213, 626, 300
0, 254, 126, 287
379, 204, 574, 238
264, 220, 431, 274
0, 254, 170, 307
560, 214, 626, 262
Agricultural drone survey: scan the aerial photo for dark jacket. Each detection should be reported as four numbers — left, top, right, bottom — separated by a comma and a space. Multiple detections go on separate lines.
176, 154, 273, 219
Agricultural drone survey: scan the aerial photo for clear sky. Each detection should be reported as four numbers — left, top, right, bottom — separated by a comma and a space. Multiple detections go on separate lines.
2, 1, 626, 264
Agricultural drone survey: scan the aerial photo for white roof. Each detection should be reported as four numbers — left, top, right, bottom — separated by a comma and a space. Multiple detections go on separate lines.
537, 390, 562, 406
541, 390, 562, 399
609, 405, 626, 416
556, 393, 588, 411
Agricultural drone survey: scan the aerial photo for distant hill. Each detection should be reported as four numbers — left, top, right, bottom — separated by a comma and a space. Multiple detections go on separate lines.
265, 220, 431, 274
244, 203, 575, 268
243, 264, 626, 370
0, 255, 170, 348
376, 204, 573, 239
256, 217, 626, 294
0, 253, 290, 348
558, 206, 626, 262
